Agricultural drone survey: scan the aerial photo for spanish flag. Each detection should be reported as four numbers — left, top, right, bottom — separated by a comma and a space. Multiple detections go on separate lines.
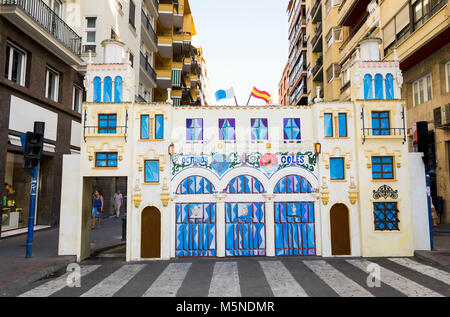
251, 87, 271, 104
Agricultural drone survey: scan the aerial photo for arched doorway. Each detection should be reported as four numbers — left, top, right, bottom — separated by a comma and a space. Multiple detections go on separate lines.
330, 204, 351, 256
141, 207, 161, 258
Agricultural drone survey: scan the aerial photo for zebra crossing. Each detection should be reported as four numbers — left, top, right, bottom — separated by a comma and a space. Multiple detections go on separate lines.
14, 258, 450, 297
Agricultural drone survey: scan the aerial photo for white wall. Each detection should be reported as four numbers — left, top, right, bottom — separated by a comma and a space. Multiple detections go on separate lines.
408, 153, 431, 251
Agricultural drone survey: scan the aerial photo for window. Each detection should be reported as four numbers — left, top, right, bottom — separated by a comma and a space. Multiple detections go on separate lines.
114, 76, 123, 102
98, 114, 117, 134
129, 52, 134, 68
129, 0, 136, 29
140, 114, 164, 140
144, 160, 159, 183
251, 118, 268, 141
96, 153, 118, 167
338, 113, 347, 137
43, 0, 62, 16
330, 158, 345, 180
364, 74, 373, 100
372, 156, 394, 180
111, 29, 119, 41
176, 176, 215, 194
386, 73, 394, 99
283, 118, 301, 141
371, 111, 390, 135
103, 77, 112, 102
225, 175, 265, 194
93, 77, 101, 102
85, 17, 97, 43
374, 202, 400, 231
412, 74, 432, 106
383, 4, 411, 55
155, 115, 164, 140
73, 85, 83, 113
324, 113, 333, 137
274, 175, 313, 194
4, 42, 27, 86
446, 61, 450, 93
374, 74, 384, 99
187, 118, 203, 142
45, 66, 59, 102
219, 119, 236, 141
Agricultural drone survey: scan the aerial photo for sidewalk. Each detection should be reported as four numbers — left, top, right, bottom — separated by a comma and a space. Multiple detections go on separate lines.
415, 224, 450, 268
0, 217, 124, 296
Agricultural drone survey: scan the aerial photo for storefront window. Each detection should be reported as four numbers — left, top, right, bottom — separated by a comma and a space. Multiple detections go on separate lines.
2, 153, 32, 232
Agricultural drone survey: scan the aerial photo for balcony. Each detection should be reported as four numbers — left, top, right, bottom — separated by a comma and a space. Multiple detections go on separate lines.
158, 1, 174, 29
0, 0, 83, 67
311, 22, 323, 52
157, 33, 173, 59
312, 54, 323, 80
362, 128, 406, 144
140, 52, 157, 88
141, 10, 157, 52
155, 65, 171, 89
143, 0, 159, 17
311, 0, 322, 24
83, 126, 128, 141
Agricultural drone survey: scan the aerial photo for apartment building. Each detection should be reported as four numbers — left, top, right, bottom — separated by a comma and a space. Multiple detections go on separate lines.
302, 0, 449, 223
0, 0, 85, 234
286, 0, 308, 106
278, 62, 290, 105
153, 0, 204, 106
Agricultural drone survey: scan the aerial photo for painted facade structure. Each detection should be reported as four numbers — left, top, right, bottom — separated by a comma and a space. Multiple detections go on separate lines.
59, 39, 430, 262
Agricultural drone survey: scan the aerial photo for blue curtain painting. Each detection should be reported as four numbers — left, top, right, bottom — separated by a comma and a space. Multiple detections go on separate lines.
338, 113, 348, 137
283, 118, 301, 141
103, 76, 112, 102
176, 176, 215, 195
155, 114, 164, 140
225, 175, 265, 194
324, 113, 333, 137
385, 73, 394, 99
274, 175, 313, 194
144, 160, 159, 183
141, 115, 149, 139
374, 74, 384, 99
275, 202, 315, 256
176, 203, 216, 257
93, 77, 101, 102
186, 118, 203, 141
364, 74, 373, 100
219, 119, 236, 141
251, 118, 268, 141
114, 76, 123, 102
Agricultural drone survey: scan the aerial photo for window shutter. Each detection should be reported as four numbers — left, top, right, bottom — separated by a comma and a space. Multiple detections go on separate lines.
383, 20, 396, 48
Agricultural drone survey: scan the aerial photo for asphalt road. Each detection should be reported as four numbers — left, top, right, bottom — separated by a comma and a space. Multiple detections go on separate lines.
6, 256, 450, 297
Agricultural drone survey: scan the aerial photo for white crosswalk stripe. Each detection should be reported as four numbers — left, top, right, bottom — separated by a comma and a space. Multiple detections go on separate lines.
259, 261, 308, 297
347, 259, 444, 297
208, 262, 241, 297
80, 264, 146, 297
388, 258, 450, 286
143, 263, 192, 297
304, 260, 374, 297
19, 265, 100, 297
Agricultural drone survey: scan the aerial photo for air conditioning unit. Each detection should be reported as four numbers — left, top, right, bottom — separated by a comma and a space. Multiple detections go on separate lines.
434, 104, 450, 128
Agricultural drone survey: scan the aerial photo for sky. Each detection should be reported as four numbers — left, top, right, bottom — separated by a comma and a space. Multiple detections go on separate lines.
189, 0, 290, 105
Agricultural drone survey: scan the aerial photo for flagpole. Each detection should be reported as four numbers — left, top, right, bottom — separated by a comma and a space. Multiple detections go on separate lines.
246, 94, 252, 106
234, 96, 239, 106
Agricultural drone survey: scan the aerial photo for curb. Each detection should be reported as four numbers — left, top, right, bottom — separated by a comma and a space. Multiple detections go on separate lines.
414, 251, 450, 268
0, 256, 75, 297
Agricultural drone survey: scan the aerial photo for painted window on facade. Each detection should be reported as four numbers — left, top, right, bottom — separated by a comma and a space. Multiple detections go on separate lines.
186, 119, 203, 142
372, 156, 394, 179
114, 76, 123, 102
364, 74, 373, 100
324, 113, 333, 137
95, 153, 118, 167
155, 114, 164, 140
283, 118, 301, 141
274, 175, 313, 193
225, 175, 265, 194
374, 202, 399, 231
338, 113, 348, 137
176, 203, 216, 257
219, 119, 236, 141
144, 160, 159, 183
226, 202, 265, 256
330, 157, 345, 180
251, 118, 268, 141
374, 74, 384, 100
98, 114, 117, 134
385, 73, 394, 99
141, 115, 151, 139
275, 202, 315, 256
103, 76, 112, 102
93, 77, 101, 102
176, 176, 215, 195
372, 111, 390, 135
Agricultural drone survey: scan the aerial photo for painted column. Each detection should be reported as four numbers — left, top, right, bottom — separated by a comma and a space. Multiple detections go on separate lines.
214, 193, 227, 258
170, 196, 176, 258
264, 194, 275, 257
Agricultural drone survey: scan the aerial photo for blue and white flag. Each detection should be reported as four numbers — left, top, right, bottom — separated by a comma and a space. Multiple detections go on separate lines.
215, 87, 236, 102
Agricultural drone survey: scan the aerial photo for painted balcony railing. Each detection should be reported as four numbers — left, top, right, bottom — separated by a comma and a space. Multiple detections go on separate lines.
83, 126, 128, 142
1, 0, 82, 56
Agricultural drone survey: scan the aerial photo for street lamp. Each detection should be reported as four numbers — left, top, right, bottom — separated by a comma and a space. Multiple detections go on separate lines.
168, 143, 175, 157
314, 142, 322, 157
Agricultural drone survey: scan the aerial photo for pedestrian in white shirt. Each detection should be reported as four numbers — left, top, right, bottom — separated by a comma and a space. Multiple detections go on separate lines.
113, 190, 123, 218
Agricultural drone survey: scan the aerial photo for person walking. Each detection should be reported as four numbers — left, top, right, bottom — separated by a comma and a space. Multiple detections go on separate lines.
92, 190, 104, 229
113, 190, 123, 218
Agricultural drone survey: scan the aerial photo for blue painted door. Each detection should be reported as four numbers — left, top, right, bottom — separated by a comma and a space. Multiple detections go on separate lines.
176, 203, 216, 257
274, 202, 316, 256
226, 202, 265, 256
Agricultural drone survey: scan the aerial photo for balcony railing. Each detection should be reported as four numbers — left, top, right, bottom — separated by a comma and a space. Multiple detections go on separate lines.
311, 22, 323, 48
1, 0, 82, 56
140, 52, 157, 82
312, 55, 323, 77
311, 0, 322, 20
141, 10, 157, 44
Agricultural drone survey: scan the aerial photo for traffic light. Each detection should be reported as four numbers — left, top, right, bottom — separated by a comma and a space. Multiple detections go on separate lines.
23, 122, 45, 170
